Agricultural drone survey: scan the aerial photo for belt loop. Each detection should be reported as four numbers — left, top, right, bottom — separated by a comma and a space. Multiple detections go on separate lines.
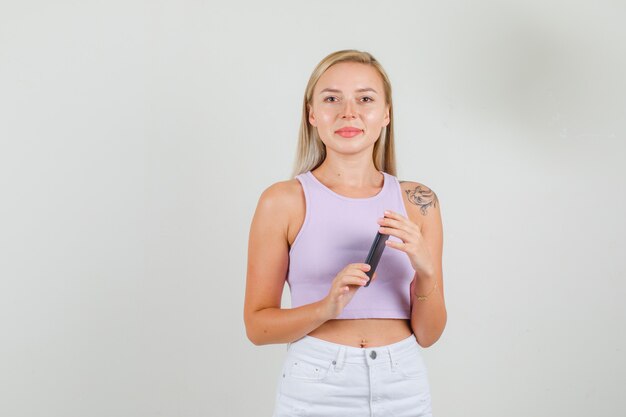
388, 346, 397, 372
333, 346, 346, 371
286, 342, 292, 351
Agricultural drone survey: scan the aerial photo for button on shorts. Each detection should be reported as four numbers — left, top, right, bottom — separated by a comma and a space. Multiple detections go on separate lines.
272, 333, 433, 417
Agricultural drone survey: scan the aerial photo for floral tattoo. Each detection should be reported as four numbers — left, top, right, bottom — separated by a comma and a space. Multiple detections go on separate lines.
402, 183, 439, 216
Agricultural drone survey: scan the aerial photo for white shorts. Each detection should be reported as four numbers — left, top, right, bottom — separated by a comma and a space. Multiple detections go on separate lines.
272, 333, 433, 417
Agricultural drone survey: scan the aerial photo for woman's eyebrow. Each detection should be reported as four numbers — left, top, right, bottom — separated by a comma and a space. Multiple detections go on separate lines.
319, 87, 378, 94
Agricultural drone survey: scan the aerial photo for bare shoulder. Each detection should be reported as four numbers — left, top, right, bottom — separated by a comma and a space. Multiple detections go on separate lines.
399, 180, 440, 216
258, 177, 302, 210
400, 181, 442, 234
399, 180, 443, 257
256, 177, 305, 245
258, 178, 304, 219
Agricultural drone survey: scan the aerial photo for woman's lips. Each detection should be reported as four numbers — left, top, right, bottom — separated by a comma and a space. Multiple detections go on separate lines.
335, 129, 363, 138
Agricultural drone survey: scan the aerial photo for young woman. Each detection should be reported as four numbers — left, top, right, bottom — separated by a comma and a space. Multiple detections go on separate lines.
244, 49, 447, 417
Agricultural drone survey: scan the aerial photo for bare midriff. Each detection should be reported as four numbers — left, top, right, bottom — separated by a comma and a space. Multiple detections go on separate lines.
307, 318, 413, 348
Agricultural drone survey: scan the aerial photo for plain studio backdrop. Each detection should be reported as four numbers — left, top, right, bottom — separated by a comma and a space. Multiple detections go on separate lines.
1, 1, 625, 416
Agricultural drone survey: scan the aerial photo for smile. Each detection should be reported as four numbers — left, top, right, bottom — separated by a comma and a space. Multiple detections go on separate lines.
335, 130, 363, 138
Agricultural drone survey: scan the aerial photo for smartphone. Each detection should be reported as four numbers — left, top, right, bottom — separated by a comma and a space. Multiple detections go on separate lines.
363, 231, 390, 287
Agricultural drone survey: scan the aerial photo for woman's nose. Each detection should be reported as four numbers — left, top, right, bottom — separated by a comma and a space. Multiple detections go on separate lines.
341, 101, 356, 119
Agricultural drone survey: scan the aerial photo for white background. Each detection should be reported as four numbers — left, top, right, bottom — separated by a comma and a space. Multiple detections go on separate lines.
1, 1, 625, 416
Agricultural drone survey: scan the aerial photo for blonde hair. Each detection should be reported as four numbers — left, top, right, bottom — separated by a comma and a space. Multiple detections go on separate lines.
291, 49, 398, 178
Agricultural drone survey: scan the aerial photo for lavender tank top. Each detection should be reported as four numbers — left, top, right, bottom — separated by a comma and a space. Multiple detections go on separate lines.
287, 170, 415, 319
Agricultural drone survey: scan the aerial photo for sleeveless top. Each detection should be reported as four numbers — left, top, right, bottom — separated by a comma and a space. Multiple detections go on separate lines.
286, 170, 415, 319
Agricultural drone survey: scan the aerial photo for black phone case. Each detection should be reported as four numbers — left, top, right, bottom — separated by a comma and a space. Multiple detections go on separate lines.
363, 231, 390, 287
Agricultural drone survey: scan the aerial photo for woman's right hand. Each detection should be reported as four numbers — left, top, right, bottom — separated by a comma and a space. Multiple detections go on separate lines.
320, 263, 378, 320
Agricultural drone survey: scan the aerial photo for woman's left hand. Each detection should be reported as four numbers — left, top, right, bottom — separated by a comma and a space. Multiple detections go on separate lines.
377, 210, 435, 278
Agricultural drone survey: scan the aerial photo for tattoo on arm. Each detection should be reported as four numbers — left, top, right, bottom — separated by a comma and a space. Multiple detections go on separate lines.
404, 184, 439, 216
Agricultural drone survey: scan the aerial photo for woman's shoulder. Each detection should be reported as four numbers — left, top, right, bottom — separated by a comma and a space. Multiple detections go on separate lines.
397, 179, 437, 195
398, 179, 441, 219
256, 177, 304, 214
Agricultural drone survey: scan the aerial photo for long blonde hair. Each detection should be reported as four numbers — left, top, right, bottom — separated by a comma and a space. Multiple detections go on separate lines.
291, 49, 397, 178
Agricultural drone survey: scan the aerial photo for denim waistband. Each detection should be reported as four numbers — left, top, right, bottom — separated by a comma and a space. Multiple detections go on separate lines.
285, 333, 420, 369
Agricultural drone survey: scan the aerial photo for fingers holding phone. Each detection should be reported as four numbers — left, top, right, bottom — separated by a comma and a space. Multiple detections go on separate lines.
319, 230, 387, 320
321, 263, 378, 320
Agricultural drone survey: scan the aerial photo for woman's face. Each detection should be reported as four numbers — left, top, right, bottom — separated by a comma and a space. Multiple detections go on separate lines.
309, 62, 390, 155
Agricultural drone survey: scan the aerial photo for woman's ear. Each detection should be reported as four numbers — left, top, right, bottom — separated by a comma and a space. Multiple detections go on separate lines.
308, 104, 316, 126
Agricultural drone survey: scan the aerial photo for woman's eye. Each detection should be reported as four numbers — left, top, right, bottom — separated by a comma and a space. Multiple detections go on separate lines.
323, 96, 373, 103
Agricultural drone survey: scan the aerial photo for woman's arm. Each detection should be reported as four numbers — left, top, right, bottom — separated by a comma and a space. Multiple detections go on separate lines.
402, 181, 447, 348
243, 181, 330, 345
